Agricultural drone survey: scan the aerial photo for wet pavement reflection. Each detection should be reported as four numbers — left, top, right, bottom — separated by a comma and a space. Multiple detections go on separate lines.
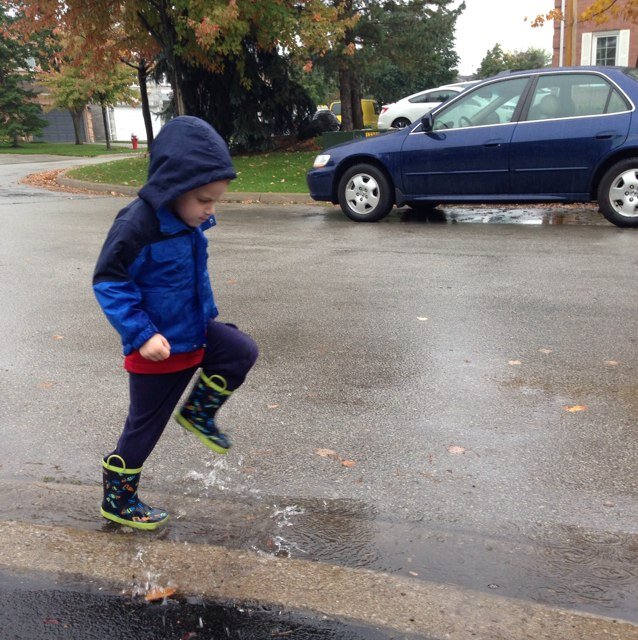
3, 477, 636, 624
0, 567, 407, 640
397, 204, 610, 226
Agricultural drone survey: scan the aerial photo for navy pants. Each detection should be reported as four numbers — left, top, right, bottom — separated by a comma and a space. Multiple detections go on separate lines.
111, 320, 258, 469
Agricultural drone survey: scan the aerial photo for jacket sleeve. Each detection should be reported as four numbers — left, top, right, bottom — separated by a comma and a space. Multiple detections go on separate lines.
92, 219, 158, 354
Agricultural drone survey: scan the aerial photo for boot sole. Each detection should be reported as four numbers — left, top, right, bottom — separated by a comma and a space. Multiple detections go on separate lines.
174, 412, 230, 455
100, 508, 169, 530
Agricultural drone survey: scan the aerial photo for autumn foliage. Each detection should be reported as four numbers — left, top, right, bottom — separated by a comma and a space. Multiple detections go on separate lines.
532, 0, 638, 26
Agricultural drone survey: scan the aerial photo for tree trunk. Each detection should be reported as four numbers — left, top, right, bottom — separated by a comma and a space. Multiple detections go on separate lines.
339, 64, 354, 131
171, 59, 186, 116
101, 102, 111, 150
351, 81, 363, 130
70, 108, 84, 144
138, 62, 154, 144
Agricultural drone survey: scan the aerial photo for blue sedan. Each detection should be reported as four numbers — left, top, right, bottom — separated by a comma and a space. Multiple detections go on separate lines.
307, 66, 638, 227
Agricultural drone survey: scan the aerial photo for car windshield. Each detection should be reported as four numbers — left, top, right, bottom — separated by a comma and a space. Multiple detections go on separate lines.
432, 77, 528, 130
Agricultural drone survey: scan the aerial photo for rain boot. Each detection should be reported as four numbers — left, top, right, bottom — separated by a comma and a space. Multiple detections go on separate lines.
101, 454, 169, 530
174, 372, 232, 454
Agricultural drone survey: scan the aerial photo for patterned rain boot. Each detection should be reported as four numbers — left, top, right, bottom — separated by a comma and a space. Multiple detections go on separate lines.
174, 372, 233, 454
101, 455, 169, 530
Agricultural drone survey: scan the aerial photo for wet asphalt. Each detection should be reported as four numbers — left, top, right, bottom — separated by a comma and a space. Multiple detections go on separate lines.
1, 155, 638, 638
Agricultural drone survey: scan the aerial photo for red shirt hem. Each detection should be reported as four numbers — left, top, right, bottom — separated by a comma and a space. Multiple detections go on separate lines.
124, 349, 204, 374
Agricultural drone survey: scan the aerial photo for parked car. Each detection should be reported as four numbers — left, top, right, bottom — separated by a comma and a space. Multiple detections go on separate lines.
377, 81, 478, 129
329, 99, 379, 128
307, 66, 638, 227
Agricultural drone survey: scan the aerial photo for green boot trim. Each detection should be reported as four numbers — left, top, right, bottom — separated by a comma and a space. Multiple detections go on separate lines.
100, 507, 169, 531
200, 372, 233, 396
102, 454, 142, 475
174, 411, 230, 454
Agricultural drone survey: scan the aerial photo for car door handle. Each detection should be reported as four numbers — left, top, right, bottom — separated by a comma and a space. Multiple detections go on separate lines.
483, 141, 502, 148
595, 131, 617, 139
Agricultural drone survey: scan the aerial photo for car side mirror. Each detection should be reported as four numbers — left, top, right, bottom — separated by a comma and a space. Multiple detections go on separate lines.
421, 112, 434, 132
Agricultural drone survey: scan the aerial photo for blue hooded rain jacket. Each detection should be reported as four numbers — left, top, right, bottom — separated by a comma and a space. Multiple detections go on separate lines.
93, 116, 236, 356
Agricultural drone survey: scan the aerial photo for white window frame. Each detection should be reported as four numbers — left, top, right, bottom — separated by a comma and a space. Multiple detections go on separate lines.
581, 29, 630, 66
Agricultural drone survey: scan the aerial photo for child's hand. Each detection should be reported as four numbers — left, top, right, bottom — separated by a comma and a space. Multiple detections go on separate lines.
139, 333, 171, 361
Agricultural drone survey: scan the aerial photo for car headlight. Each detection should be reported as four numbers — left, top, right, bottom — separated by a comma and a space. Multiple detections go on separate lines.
313, 154, 331, 168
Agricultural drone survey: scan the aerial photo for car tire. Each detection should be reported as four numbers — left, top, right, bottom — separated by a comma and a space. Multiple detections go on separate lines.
598, 159, 638, 227
392, 117, 411, 129
337, 164, 394, 222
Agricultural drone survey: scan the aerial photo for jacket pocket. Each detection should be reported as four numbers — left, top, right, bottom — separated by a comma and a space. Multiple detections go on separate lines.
146, 238, 193, 288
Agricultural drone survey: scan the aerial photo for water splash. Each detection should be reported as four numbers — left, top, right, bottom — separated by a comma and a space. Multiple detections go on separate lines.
269, 535, 307, 557
271, 504, 305, 528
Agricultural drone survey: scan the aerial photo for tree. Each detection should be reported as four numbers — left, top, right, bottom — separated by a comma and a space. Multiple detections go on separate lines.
360, 0, 462, 105
10, 0, 342, 142
310, 0, 462, 130
533, 2, 638, 27
0, 12, 46, 146
92, 64, 138, 149
123, 55, 157, 145
38, 62, 93, 144
475, 44, 551, 78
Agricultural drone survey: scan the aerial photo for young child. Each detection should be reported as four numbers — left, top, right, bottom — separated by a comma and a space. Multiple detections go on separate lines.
93, 116, 258, 530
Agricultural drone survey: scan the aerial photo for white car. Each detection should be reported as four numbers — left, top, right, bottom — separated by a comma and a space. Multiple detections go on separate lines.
377, 81, 478, 129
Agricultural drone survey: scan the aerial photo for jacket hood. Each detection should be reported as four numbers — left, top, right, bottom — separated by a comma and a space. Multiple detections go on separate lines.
138, 116, 236, 210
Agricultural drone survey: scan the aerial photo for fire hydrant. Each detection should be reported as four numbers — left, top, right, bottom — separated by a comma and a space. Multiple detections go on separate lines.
131, 134, 139, 150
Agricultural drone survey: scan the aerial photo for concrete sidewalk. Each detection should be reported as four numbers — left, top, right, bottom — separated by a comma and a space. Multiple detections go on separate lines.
57, 170, 319, 206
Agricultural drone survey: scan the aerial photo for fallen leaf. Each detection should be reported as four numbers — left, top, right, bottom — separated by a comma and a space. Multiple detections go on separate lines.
603, 500, 615, 508
38, 381, 55, 389
408, 571, 419, 576
508, 360, 521, 366
564, 405, 587, 413
341, 460, 357, 468
144, 586, 176, 602
447, 445, 466, 455
267, 403, 279, 409
52, 335, 64, 340
315, 448, 340, 461
604, 360, 619, 366
539, 348, 553, 354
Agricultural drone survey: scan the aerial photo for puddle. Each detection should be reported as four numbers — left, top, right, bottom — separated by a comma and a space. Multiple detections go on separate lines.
0, 567, 408, 640
1, 474, 637, 623
398, 204, 610, 226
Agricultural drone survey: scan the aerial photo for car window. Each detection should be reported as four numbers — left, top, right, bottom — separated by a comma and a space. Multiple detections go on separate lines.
525, 73, 630, 121
410, 90, 455, 104
432, 77, 528, 130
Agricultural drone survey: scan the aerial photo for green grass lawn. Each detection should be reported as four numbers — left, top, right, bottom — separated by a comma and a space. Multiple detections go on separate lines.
66, 150, 318, 193
0, 142, 142, 157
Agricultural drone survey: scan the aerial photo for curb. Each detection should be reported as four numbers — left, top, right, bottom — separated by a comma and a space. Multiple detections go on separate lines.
2, 515, 637, 640
56, 171, 319, 206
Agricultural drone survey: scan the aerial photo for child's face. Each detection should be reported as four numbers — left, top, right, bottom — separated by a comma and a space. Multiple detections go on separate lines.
172, 180, 229, 227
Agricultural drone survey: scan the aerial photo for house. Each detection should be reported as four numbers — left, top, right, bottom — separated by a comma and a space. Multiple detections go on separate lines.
36, 80, 171, 144
553, 0, 638, 67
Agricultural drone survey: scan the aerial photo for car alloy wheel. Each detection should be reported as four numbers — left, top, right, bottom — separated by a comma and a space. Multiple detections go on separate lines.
337, 163, 393, 222
598, 158, 638, 227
